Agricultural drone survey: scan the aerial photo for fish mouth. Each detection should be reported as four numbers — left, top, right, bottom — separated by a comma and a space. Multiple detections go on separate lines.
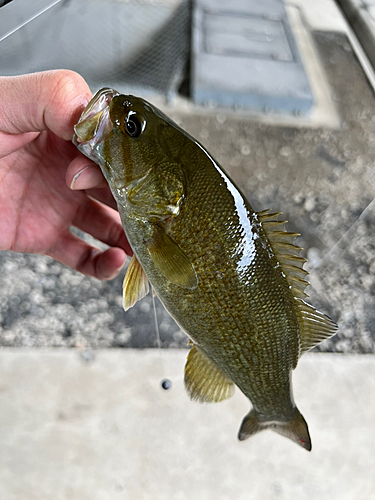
72, 88, 119, 155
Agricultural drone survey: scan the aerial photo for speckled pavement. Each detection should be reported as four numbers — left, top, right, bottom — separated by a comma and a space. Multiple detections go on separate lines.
1, 30, 375, 352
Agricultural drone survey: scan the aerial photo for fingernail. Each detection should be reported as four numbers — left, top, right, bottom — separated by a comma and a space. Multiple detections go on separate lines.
70, 166, 89, 189
70, 165, 103, 190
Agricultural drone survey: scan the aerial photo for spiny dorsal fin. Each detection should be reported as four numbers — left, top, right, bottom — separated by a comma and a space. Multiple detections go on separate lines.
258, 210, 338, 352
123, 255, 149, 311
257, 209, 308, 299
184, 345, 235, 403
256, 209, 282, 221
297, 300, 338, 353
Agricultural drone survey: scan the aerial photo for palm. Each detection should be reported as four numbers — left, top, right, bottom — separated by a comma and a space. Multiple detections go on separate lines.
1, 132, 83, 252
0, 131, 130, 278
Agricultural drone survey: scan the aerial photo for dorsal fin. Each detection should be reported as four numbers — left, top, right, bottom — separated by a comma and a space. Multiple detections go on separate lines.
297, 300, 338, 353
257, 210, 338, 353
257, 210, 308, 299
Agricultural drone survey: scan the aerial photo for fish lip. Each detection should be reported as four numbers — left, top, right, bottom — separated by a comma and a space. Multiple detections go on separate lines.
72, 88, 119, 152
80, 88, 117, 123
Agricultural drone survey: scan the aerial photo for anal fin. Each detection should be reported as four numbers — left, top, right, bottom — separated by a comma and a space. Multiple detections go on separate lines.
123, 255, 149, 311
184, 345, 235, 403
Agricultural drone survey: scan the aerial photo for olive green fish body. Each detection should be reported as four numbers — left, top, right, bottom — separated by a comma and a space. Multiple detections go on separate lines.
121, 156, 298, 420
73, 89, 338, 451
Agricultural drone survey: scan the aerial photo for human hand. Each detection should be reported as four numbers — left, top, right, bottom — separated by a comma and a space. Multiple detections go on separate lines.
0, 70, 132, 280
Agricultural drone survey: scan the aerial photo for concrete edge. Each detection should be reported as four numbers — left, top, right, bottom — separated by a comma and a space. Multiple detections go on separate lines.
337, 0, 375, 68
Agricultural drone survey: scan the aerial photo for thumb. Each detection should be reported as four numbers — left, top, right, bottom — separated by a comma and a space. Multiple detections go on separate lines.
0, 70, 92, 141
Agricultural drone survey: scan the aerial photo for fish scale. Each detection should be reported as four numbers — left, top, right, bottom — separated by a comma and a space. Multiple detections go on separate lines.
73, 88, 338, 451
129, 183, 300, 417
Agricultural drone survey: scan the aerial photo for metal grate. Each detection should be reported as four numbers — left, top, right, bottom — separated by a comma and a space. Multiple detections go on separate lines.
0, 0, 191, 98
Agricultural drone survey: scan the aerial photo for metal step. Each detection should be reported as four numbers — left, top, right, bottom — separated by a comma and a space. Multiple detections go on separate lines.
191, 0, 314, 113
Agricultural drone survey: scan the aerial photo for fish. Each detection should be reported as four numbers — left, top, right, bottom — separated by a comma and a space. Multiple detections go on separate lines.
73, 88, 338, 451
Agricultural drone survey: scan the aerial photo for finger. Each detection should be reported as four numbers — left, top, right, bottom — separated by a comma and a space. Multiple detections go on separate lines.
67, 156, 106, 190
73, 197, 133, 256
47, 231, 127, 280
67, 156, 118, 210
0, 131, 40, 158
87, 187, 118, 211
0, 70, 92, 141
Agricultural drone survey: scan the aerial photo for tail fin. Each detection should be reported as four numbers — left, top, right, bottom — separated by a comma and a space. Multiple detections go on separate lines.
238, 408, 311, 451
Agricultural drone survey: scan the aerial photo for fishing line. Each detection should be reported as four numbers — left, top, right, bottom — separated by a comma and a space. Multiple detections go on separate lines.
307, 197, 375, 318
311, 196, 375, 271
152, 288, 162, 350
151, 287, 172, 392
0, 0, 64, 43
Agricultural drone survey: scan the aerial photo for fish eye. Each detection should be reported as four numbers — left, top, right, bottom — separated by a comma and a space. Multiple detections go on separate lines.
124, 113, 143, 138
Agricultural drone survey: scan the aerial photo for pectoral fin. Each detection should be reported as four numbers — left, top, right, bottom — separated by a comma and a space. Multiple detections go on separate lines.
146, 225, 198, 289
123, 255, 149, 311
184, 345, 235, 403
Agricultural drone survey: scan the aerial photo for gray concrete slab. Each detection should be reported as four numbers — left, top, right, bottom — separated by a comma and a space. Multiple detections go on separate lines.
285, 0, 349, 32
0, 349, 374, 499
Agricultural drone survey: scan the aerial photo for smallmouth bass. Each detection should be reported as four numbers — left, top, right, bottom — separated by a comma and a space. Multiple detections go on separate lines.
73, 88, 338, 451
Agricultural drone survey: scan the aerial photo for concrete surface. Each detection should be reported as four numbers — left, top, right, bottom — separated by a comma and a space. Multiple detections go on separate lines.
337, 0, 375, 68
286, 0, 349, 32
0, 349, 374, 500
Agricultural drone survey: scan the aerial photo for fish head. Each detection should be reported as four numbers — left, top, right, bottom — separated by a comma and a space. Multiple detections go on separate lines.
73, 89, 187, 216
